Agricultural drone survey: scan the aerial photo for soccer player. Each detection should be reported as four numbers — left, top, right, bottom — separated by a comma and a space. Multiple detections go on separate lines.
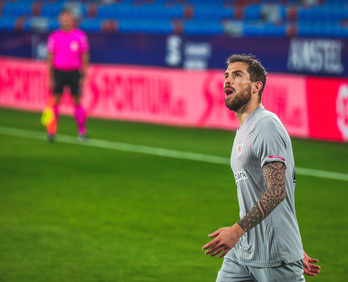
202, 54, 321, 281
46, 9, 89, 141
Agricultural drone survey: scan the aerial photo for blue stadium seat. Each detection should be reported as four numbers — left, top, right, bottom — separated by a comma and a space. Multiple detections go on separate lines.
0, 0, 345, 37
279, 6, 287, 20
299, 6, 345, 22
98, 4, 183, 20
41, 2, 87, 17
297, 24, 312, 37
0, 16, 17, 30
2, 2, 32, 17
298, 21, 348, 38
153, 0, 170, 4
118, 19, 173, 34
48, 19, 60, 31
297, 22, 323, 37
97, 4, 133, 19
184, 20, 224, 35
193, 6, 234, 20
187, 0, 226, 4
130, 5, 184, 19
325, 0, 347, 4
80, 19, 103, 32
243, 23, 286, 37
10, 0, 35, 2
41, 3, 65, 17
244, 5, 261, 21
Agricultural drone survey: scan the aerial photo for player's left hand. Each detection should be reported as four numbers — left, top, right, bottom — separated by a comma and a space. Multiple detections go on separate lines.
79, 76, 85, 86
303, 251, 320, 277
202, 224, 244, 258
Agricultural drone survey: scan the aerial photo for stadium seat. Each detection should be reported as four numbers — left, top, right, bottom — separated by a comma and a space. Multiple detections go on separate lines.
2, 2, 32, 17
118, 19, 173, 34
183, 20, 224, 35
41, 2, 87, 18
0, 16, 17, 30
193, 5, 234, 20
325, 0, 347, 4
243, 23, 286, 37
41, 3, 66, 17
130, 5, 184, 19
80, 19, 104, 32
48, 19, 60, 31
244, 5, 261, 21
187, 0, 226, 4
97, 4, 133, 19
0, 0, 345, 37
98, 4, 183, 20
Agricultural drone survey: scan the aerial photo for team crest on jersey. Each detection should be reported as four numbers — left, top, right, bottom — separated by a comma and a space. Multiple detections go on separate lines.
237, 143, 244, 158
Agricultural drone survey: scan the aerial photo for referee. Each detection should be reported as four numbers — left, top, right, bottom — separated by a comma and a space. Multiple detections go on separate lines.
203, 54, 321, 281
47, 9, 89, 141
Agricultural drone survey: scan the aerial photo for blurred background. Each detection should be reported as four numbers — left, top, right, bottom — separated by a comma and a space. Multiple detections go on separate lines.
0, 0, 347, 281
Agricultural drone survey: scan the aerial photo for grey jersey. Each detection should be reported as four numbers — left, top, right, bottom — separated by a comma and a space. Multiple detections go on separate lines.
227, 105, 303, 267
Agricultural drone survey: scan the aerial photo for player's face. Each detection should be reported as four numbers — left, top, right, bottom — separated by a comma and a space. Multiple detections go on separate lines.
59, 12, 74, 31
224, 62, 253, 112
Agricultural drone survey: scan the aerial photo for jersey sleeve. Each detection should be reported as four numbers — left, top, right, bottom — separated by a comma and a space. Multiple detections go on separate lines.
253, 116, 288, 168
79, 31, 89, 52
47, 33, 55, 53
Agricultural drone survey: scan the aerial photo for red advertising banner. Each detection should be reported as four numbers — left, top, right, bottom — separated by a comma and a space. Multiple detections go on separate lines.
306, 77, 348, 142
1, 57, 345, 142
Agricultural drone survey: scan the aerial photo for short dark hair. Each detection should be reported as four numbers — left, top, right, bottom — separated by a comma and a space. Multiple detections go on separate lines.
226, 54, 267, 101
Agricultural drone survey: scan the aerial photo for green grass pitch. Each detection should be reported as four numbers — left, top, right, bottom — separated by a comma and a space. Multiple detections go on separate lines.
0, 108, 347, 281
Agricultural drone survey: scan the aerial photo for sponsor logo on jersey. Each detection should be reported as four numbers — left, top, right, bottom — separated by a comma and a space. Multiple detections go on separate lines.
234, 170, 248, 182
237, 143, 244, 158
269, 155, 285, 161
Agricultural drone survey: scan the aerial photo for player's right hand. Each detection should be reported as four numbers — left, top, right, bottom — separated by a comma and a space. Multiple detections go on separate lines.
202, 224, 244, 258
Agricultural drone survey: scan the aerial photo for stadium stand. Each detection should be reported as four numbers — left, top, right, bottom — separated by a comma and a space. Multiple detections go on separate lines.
0, 0, 347, 37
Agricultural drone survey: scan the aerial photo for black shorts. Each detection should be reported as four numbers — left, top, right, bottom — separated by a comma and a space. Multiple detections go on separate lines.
53, 69, 81, 96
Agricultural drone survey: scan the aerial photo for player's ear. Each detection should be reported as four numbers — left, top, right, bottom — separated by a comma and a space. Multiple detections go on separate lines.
252, 81, 263, 94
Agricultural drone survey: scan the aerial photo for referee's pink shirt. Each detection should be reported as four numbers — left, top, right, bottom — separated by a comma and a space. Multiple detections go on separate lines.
47, 28, 89, 71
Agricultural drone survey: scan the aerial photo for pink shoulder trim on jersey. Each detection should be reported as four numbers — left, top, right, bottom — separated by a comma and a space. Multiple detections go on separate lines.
269, 155, 285, 161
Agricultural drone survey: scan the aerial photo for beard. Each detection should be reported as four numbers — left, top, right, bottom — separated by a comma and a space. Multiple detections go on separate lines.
225, 85, 252, 112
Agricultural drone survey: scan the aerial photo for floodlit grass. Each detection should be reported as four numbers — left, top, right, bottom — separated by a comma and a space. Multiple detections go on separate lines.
0, 108, 347, 281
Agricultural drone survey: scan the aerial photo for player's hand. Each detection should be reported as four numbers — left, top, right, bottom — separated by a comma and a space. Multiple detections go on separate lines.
202, 224, 244, 258
79, 76, 85, 87
49, 76, 55, 91
303, 251, 320, 277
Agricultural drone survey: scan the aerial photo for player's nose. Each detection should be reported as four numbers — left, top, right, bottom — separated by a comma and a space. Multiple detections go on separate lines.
224, 75, 233, 85
224, 79, 232, 87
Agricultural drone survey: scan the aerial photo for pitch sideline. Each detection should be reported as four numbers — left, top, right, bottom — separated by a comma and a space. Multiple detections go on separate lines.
0, 125, 347, 182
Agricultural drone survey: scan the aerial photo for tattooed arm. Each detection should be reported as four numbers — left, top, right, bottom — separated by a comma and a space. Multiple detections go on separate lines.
238, 161, 286, 232
203, 161, 286, 258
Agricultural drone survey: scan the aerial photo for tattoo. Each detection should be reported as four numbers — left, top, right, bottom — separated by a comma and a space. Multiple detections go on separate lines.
238, 162, 286, 233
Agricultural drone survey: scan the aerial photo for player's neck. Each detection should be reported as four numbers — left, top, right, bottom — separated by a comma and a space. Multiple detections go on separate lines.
235, 100, 261, 126
62, 27, 74, 32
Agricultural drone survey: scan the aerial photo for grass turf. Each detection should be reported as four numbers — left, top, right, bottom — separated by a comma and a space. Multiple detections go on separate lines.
0, 108, 347, 281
